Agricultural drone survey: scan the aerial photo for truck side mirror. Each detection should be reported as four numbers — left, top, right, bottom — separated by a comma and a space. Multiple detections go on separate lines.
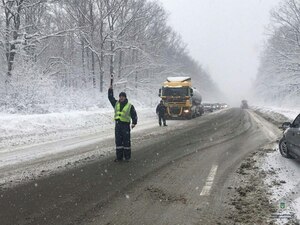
158, 88, 161, 97
190, 89, 193, 97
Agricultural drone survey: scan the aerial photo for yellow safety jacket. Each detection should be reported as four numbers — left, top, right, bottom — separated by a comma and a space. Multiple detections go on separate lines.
114, 102, 132, 123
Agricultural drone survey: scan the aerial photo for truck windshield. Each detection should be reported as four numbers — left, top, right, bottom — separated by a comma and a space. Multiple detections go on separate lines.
162, 87, 188, 96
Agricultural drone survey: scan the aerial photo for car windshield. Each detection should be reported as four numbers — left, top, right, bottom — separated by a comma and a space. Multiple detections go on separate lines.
293, 114, 300, 128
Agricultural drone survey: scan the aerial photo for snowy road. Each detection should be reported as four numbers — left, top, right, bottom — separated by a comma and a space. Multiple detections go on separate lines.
0, 108, 299, 224
0, 108, 198, 187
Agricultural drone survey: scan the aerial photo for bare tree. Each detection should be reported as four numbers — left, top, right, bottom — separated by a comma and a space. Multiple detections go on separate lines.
255, 0, 300, 104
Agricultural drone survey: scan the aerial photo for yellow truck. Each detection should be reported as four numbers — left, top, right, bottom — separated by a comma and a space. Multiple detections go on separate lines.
158, 77, 203, 119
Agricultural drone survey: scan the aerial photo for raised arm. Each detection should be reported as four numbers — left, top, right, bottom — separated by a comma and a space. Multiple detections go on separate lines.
108, 86, 117, 107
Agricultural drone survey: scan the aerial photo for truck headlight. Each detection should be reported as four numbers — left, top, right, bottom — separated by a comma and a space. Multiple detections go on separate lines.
184, 109, 189, 113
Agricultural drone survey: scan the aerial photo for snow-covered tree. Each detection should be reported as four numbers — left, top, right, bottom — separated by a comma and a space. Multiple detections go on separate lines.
254, 0, 300, 106
0, 0, 221, 113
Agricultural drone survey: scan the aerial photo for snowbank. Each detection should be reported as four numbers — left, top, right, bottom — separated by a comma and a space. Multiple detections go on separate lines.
0, 107, 156, 151
254, 106, 299, 120
256, 106, 300, 223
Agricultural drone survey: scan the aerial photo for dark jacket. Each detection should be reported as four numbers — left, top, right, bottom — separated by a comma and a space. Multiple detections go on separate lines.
108, 88, 138, 125
156, 103, 167, 116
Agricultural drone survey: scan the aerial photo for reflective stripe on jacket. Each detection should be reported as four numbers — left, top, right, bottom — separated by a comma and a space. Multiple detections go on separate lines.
114, 102, 132, 122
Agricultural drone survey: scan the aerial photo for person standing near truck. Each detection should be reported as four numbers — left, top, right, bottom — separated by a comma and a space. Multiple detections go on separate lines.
108, 86, 138, 162
156, 100, 167, 126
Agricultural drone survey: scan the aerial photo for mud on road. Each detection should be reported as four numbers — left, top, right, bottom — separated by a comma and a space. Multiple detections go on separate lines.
225, 110, 300, 225
226, 148, 278, 225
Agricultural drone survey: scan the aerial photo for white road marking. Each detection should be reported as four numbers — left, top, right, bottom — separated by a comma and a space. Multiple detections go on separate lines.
200, 164, 218, 196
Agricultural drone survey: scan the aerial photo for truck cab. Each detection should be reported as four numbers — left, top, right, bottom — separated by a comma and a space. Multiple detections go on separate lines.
159, 77, 203, 119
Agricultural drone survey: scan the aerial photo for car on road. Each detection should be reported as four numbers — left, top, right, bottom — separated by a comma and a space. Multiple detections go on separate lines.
212, 103, 221, 111
220, 103, 228, 109
203, 103, 214, 112
279, 113, 300, 159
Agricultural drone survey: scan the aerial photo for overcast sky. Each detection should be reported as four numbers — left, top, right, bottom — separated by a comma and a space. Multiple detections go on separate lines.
159, 0, 282, 105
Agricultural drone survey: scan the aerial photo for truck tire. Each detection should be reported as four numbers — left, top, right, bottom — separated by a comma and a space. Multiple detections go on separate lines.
187, 113, 193, 120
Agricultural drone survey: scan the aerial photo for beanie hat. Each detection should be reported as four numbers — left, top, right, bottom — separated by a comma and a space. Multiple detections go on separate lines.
119, 92, 127, 98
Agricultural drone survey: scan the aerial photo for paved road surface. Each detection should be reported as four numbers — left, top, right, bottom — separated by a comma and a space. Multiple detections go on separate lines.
0, 108, 278, 225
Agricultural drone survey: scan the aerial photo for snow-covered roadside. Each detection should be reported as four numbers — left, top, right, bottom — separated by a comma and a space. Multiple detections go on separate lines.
1, 105, 299, 223
262, 144, 300, 223
255, 106, 300, 223
253, 106, 300, 122
0, 109, 117, 150
0, 107, 157, 151
0, 106, 196, 188
0, 107, 161, 187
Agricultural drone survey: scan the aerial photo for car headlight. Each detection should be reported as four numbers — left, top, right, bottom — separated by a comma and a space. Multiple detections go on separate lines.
184, 109, 189, 113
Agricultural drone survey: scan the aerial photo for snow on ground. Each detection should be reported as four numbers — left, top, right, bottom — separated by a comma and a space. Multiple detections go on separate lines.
0, 108, 116, 150
0, 107, 161, 165
262, 143, 300, 224
0, 108, 226, 188
0, 108, 157, 150
0, 107, 165, 187
254, 106, 300, 121
294, 197, 300, 220
256, 106, 300, 223
0, 105, 299, 222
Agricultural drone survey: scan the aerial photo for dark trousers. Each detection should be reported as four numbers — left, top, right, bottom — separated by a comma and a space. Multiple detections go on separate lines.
115, 122, 131, 160
158, 114, 166, 126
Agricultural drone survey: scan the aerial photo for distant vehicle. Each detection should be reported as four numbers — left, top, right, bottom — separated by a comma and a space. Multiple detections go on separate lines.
212, 103, 221, 110
203, 103, 214, 112
241, 100, 248, 109
220, 103, 228, 109
279, 114, 300, 159
158, 77, 203, 119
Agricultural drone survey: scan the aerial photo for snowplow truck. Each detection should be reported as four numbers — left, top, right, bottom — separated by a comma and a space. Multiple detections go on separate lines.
158, 77, 203, 119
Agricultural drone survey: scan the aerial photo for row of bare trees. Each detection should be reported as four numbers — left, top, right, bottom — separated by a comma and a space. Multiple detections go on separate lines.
254, 0, 300, 105
0, 0, 219, 113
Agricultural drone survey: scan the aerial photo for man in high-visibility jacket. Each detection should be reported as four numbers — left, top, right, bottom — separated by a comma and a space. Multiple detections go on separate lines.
108, 86, 138, 162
